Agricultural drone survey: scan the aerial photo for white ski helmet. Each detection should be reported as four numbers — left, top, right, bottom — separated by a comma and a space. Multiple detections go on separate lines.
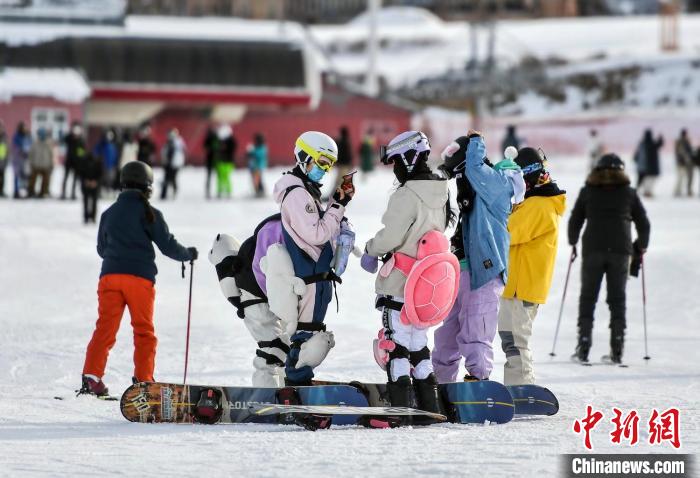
294, 131, 338, 170
381, 130, 431, 173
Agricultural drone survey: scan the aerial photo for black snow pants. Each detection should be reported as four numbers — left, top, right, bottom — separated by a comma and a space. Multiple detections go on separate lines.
82, 186, 99, 223
577, 251, 629, 351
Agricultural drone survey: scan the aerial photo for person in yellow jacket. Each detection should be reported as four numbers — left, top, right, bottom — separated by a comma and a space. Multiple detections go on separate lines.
498, 147, 566, 385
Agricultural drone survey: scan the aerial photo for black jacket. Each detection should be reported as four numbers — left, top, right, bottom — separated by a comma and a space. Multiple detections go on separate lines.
63, 133, 86, 168
80, 156, 103, 184
568, 169, 650, 255
97, 190, 192, 282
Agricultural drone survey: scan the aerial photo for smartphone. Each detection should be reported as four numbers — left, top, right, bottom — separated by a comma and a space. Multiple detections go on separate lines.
341, 171, 357, 193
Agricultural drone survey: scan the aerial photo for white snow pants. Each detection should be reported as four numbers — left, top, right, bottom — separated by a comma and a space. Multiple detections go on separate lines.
498, 297, 539, 386
240, 290, 290, 387
382, 303, 433, 382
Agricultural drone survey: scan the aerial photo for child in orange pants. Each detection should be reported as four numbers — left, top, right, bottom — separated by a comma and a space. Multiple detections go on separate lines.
80, 161, 197, 397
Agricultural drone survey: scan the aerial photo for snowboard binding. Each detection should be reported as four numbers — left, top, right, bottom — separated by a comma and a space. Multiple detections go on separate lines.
276, 386, 332, 431
193, 388, 223, 424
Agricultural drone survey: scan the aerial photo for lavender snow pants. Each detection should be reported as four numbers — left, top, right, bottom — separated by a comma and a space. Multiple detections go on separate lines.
432, 271, 504, 382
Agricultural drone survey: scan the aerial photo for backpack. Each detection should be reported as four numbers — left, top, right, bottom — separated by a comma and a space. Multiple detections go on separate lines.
381, 230, 460, 328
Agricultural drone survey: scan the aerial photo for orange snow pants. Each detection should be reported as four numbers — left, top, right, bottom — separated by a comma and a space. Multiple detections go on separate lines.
83, 274, 157, 382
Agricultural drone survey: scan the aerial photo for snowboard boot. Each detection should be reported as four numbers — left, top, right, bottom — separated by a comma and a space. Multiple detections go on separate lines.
193, 388, 223, 424
412, 374, 445, 426
383, 376, 413, 426
609, 327, 625, 364
463, 374, 480, 382
77, 375, 109, 397
275, 387, 331, 431
573, 331, 592, 363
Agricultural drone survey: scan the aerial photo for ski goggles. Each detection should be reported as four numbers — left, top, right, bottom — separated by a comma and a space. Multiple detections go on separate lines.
379, 132, 430, 165
296, 138, 337, 171
520, 148, 548, 175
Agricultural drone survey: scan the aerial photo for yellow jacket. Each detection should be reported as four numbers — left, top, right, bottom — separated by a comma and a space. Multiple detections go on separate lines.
503, 193, 566, 304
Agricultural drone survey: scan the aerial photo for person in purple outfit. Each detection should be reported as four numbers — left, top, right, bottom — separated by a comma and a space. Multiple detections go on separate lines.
431, 131, 525, 382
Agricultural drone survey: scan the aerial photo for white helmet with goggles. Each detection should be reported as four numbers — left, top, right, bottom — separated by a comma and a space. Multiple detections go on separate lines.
294, 131, 338, 173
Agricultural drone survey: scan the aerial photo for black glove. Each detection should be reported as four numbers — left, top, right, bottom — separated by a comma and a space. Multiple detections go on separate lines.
333, 189, 352, 206
187, 247, 198, 262
630, 240, 642, 277
570, 245, 578, 262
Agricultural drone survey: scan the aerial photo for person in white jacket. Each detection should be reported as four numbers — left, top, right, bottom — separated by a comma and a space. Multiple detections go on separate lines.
361, 130, 455, 420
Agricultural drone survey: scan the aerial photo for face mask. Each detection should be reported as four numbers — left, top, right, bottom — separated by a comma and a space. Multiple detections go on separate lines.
307, 164, 326, 183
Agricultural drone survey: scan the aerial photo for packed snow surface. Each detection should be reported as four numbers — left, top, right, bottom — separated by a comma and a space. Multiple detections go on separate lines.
0, 154, 697, 476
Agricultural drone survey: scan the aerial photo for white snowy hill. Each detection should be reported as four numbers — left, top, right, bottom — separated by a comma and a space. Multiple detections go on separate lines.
0, 153, 697, 476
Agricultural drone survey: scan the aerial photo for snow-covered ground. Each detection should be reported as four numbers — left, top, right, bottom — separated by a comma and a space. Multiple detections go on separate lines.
0, 152, 698, 476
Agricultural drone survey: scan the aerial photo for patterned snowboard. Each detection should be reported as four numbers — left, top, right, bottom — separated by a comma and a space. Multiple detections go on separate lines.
120, 382, 368, 425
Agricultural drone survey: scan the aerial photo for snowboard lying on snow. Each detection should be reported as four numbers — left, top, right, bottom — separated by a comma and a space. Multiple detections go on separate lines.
120, 382, 444, 427
316, 379, 516, 424
120, 380, 556, 427
314, 379, 558, 419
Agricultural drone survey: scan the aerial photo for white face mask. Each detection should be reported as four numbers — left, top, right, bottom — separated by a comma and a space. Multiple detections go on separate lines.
72, 126, 82, 136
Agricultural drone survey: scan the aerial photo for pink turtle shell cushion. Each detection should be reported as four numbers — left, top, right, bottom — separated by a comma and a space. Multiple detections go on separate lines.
393, 231, 460, 329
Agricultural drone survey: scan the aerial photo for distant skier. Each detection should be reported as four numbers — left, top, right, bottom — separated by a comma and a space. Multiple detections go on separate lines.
11, 121, 31, 198
246, 133, 268, 198
674, 129, 694, 197
61, 121, 86, 200
79, 152, 103, 224
498, 147, 566, 385
214, 124, 237, 199
361, 130, 456, 418
568, 153, 650, 364
634, 129, 663, 198
79, 161, 197, 397
160, 128, 186, 200
27, 127, 54, 199
272, 131, 353, 391
432, 131, 525, 382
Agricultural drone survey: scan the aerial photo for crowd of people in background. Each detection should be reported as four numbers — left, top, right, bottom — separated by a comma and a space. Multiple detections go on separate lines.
2, 119, 698, 216
586, 126, 700, 199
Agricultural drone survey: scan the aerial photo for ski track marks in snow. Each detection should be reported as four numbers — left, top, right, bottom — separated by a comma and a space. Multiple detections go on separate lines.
0, 158, 698, 477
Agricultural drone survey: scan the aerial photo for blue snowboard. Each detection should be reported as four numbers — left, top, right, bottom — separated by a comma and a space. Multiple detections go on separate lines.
506, 384, 559, 416
314, 379, 515, 424
440, 381, 515, 424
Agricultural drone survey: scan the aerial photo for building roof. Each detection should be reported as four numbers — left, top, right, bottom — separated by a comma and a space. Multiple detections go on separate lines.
0, 16, 320, 106
0, 67, 91, 103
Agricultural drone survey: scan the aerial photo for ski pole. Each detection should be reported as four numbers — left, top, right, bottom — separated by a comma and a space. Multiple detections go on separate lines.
183, 260, 195, 384
641, 254, 650, 361
550, 247, 577, 357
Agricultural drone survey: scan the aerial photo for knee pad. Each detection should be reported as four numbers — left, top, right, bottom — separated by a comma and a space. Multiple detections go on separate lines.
372, 329, 396, 370
295, 331, 335, 369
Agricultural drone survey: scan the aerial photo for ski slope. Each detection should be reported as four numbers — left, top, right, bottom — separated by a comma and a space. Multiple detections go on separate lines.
0, 153, 698, 476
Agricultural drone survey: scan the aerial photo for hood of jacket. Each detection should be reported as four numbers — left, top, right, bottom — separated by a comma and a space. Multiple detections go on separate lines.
586, 168, 631, 187
403, 179, 449, 209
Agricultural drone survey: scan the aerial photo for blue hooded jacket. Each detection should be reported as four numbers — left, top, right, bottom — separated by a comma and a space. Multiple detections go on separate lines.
461, 136, 519, 290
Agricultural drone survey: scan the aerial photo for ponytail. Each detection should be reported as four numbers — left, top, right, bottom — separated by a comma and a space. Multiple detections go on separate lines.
140, 192, 155, 223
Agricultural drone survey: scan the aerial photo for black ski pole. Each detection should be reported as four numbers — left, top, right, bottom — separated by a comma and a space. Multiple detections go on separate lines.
641, 254, 650, 361
183, 260, 194, 384
550, 247, 577, 357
